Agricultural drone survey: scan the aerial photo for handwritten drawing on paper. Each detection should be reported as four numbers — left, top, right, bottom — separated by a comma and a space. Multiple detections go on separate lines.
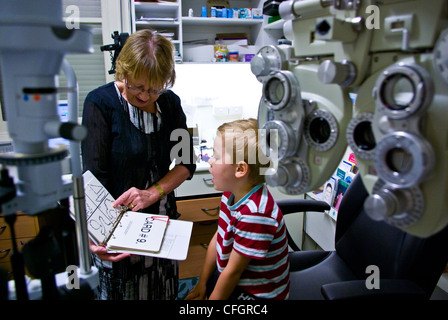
83, 171, 121, 244
70, 170, 193, 260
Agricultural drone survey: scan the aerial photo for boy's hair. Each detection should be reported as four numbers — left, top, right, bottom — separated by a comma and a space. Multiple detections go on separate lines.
217, 118, 270, 185
115, 29, 176, 91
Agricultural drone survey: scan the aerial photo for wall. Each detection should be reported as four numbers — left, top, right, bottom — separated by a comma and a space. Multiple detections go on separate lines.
172, 63, 310, 251
171, 62, 262, 147
0, 62, 261, 147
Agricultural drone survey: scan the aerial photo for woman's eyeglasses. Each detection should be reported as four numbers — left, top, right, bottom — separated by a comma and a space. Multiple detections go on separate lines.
125, 77, 165, 96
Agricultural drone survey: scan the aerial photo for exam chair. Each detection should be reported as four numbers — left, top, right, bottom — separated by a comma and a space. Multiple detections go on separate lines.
277, 174, 448, 300
278, 197, 330, 252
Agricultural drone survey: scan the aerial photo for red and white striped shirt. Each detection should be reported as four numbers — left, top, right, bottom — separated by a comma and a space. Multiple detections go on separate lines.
216, 184, 290, 299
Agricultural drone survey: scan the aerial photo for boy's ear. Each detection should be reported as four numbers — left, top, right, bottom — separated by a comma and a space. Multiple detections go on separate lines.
235, 161, 249, 178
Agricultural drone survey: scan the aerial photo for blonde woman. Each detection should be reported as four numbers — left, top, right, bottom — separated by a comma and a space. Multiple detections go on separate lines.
81, 30, 196, 300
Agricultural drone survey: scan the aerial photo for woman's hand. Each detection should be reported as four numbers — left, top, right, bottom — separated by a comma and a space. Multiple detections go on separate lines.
113, 187, 159, 211
89, 241, 130, 262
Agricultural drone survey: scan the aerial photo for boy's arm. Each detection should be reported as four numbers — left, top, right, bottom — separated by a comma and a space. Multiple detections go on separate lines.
209, 249, 251, 300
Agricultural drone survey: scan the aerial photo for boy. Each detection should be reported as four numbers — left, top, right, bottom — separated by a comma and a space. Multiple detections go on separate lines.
186, 118, 290, 300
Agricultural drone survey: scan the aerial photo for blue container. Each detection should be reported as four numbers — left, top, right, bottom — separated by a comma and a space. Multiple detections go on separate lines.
201, 6, 207, 17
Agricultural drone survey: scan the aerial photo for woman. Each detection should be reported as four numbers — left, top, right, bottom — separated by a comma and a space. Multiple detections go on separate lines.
81, 29, 196, 300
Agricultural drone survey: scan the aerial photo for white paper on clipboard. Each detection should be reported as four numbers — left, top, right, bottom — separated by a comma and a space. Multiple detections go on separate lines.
117, 219, 193, 260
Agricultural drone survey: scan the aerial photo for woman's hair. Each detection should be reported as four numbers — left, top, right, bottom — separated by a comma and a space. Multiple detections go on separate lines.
115, 29, 176, 91
217, 118, 271, 186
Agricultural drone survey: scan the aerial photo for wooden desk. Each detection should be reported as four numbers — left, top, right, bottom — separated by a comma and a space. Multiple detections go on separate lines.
0, 213, 39, 279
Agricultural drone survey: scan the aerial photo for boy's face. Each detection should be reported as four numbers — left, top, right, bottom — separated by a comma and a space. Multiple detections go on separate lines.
208, 135, 237, 192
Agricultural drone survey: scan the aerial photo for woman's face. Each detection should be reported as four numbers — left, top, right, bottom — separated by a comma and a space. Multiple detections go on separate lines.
124, 73, 163, 111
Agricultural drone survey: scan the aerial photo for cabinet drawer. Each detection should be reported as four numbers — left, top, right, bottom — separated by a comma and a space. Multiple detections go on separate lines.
0, 237, 35, 280
0, 237, 34, 262
179, 221, 218, 279
177, 197, 221, 222
0, 215, 38, 240
0, 261, 12, 277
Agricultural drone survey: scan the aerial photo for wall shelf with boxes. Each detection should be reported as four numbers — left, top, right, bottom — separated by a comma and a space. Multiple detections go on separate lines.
182, 17, 262, 26
130, 0, 284, 63
132, 1, 183, 62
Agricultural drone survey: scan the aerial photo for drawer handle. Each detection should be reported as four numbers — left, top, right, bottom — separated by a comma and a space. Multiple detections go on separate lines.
0, 225, 6, 235
201, 206, 219, 216
0, 248, 11, 258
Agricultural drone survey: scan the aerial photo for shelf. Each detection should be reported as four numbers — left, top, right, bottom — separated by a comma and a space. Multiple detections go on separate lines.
182, 17, 263, 26
135, 1, 179, 11
181, 61, 251, 64
134, 1, 180, 23
131, 0, 283, 63
135, 20, 180, 28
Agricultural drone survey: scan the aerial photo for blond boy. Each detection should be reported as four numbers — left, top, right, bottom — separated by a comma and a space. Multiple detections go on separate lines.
186, 118, 290, 300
